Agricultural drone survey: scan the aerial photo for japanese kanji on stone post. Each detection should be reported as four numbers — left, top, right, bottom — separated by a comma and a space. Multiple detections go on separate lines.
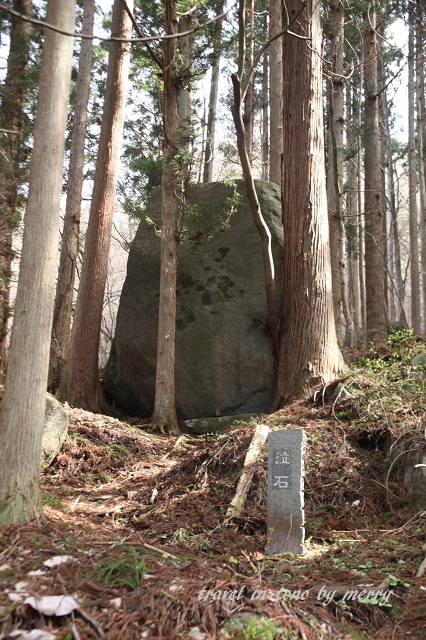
267, 429, 307, 555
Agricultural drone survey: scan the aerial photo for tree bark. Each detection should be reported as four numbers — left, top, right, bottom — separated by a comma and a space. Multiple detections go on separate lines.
327, 0, 350, 346
243, 0, 254, 163
408, 7, 421, 332
378, 90, 388, 314
58, 0, 132, 410
203, 1, 224, 183
382, 85, 405, 324
269, 0, 282, 185
274, 0, 343, 407
49, 0, 95, 391
416, 0, 426, 333
363, 5, 387, 344
345, 82, 361, 345
0, 0, 32, 383
0, 0, 76, 525
261, 44, 269, 181
178, 11, 194, 163
152, 0, 180, 434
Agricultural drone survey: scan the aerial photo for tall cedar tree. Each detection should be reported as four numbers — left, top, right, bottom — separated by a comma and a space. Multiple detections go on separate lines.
269, 0, 282, 185
203, 0, 224, 183
274, 0, 343, 406
58, 0, 133, 410
152, 0, 180, 433
416, 0, 426, 333
0, 0, 32, 382
327, 0, 352, 346
408, 5, 421, 332
363, 4, 387, 343
50, 0, 95, 390
0, 0, 76, 525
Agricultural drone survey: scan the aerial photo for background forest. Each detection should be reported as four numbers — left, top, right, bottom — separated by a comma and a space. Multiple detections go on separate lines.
0, 0, 425, 516
0, 3, 425, 639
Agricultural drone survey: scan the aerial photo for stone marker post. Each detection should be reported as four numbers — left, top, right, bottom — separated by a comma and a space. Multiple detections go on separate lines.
267, 429, 307, 555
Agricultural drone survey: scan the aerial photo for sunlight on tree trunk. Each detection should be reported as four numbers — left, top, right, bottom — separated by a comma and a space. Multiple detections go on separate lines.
58, 0, 133, 411
50, 0, 95, 391
363, 4, 387, 344
274, 0, 343, 407
269, 0, 282, 186
152, 0, 180, 435
0, 0, 32, 383
203, 1, 224, 183
408, 7, 421, 332
0, 0, 76, 525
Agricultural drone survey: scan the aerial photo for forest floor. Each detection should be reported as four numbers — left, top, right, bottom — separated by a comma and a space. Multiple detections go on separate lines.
0, 334, 426, 640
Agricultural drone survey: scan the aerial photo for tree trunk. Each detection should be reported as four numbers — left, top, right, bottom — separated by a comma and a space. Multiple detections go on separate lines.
231, 0, 280, 356
345, 82, 361, 345
274, 0, 343, 407
363, 5, 387, 344
152, 0, 180, 434
416, 0, 426, 333
408, 9, 421, 332
231, 74, 280, 354
243, 0, 254, 163
261, 43, 269, 181
382, 85, 405, 324
327, 0, 348, 346
58, 0, 132, 410
269, 0, 282, 185
49, 0, 95, 391
0, 0, 76, 525
203, 1, 224, 183
178, 11, 194, 163
0, 0, 32, 383
378, 90, 388, 314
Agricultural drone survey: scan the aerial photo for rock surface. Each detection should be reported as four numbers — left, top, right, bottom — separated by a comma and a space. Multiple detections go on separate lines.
104, 180, 283, 420
411, 350, 426, 369
183, 414, 260, 434
42, 393, 68, 468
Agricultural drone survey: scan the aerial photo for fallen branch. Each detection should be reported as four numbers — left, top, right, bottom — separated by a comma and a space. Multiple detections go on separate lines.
76, 607, 104, 637
226, 423, 269, 518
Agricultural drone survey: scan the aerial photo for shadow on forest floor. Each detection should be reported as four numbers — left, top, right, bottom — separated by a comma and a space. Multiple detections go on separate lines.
0, 338, 425, 639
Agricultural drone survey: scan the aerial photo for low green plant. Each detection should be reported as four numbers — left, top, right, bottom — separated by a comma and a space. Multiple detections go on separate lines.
42, 492, 65, 509
95, 545, 147, 590
226, 615, 295, 640
358, 596, 393, 608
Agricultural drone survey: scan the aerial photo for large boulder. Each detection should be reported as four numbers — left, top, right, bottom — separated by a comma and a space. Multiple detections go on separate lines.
103, 180, 283, 420
42, 393, 68, 468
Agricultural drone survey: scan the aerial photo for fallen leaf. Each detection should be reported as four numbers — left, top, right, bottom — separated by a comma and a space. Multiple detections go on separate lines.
9, 631, 56, 639
24, 595, 79, 616
43, 555, 73, 568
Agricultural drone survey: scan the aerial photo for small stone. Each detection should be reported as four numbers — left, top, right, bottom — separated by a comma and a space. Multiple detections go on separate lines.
188, 628, 207, 640
110, 597, 121, 610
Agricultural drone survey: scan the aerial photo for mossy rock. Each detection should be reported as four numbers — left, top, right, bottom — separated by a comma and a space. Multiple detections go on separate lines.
104, 180, 283, 420
183, 414, 259, 434
411, 350, 426, 369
